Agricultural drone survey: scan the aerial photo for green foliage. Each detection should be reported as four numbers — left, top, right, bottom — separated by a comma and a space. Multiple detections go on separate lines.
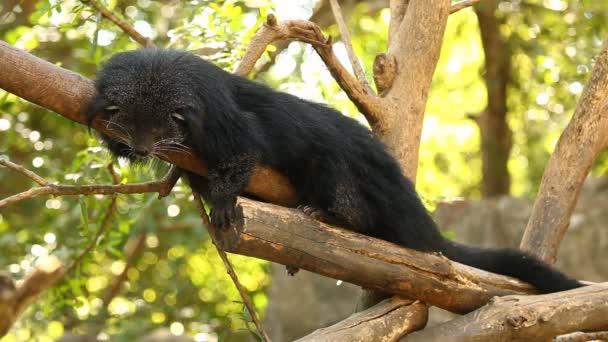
0, 0, 606, 340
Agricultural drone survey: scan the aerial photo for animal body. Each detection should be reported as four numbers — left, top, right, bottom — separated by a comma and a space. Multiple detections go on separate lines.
87, 48, 583, 293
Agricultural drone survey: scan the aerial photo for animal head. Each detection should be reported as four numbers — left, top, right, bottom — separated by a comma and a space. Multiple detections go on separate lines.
86, 49, 208, 161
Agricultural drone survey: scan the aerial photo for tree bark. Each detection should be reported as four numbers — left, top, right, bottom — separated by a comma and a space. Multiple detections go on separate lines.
380, 0, 451, 180
520, 39, 608, 263
403, 283, 608, 342
474, 0, 512, 197
214, 198, 536, 314
297, 297, 428, 341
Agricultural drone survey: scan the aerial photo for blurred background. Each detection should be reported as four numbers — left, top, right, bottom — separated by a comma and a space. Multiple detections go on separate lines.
0, 0, 607, 341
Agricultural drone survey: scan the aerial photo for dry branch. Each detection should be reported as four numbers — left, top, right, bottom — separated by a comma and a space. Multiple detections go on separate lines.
101, 233, 146, 306
0, 256, 64, 337
403, 283, 608, 342
215, 198, 536, 314
520, 39, 608, 263
234, 15, 385, 127
0, 159, 182, 208
193, 193, 270, 342
0, 40, 297, 207
296, 297, 427, 341
328, 0, 373, 92
83, 0, 154, 47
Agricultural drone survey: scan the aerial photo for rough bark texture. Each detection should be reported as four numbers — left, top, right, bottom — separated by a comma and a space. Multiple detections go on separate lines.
0, 40, 297, 207
297, 298, 428, 342
215, 198, 536, 314
263, 178, 608, 336
474, 0, 512, 197
380, 0, 450, 180
356, 0, 452, 316
520, 39, 608, 263
403, 283, 608, 342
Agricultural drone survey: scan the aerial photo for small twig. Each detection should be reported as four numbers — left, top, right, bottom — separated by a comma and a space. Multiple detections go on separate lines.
68, 195, 117, 274
192, 193, 271, 342
0, 160, 180, 208
450, 0, 483, 14
101, 233, 147, 306
82, 0, 155, 47
328, 0, 373, 93
0, 158, 48, 186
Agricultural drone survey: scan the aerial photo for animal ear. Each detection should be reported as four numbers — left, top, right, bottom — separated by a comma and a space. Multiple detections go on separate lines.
85, 94, 110, 130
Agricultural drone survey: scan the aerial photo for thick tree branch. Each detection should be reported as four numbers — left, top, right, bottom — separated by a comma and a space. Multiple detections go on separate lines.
216, 198, 537, 315
403, 283, 608, 342
520, 39, 608, 263
296, 297, 428, 341
0, 40, 297, 207
382, 0, 451, 179
358, 0, 452, 314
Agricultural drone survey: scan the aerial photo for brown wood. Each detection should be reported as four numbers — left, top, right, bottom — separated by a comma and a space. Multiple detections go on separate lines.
215, 198, 536, 314
520, 39, 608, 263
403, 283, 608, 342
297, 297, 428, 342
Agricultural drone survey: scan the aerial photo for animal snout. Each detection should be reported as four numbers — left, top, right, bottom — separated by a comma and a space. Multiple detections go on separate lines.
133, 146, 150, 157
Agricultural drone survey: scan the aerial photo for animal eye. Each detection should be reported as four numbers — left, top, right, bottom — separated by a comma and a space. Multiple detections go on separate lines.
105, 105, 120, 113
171, 113, 186, 122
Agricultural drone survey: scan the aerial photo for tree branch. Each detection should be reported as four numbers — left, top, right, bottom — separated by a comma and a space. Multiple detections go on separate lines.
216, 198, 537, 315
101, 233, 146, 306
235, 16, 385, 127
0, 40, 298, 207
555, 331, 608, 342
520, 39, 608, 263
193, 193, 270, 342
382, 0, 451, 179
0, 158, 181, 208
67, 195, 117, 274
328, 0, 373, 93
450, 0, 483, 14
403, 283, 608, 342
296, 297, 427, 341
0, 256, 65, 337
83, 0, 154, 47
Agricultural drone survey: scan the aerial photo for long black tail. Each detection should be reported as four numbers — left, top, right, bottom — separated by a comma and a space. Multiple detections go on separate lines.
440, 239, 583, 293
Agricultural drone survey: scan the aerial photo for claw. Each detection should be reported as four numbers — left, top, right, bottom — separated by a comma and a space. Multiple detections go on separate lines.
211, 201, 238, 230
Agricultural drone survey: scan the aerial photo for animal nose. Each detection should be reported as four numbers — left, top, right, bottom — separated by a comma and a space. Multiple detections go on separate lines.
133, 147, 150, 157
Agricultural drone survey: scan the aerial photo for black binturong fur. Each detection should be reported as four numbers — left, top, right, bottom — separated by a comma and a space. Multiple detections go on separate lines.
86, 48, 583, 294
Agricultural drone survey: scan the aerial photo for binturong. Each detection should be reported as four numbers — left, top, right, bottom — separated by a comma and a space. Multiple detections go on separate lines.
86, 48, 583, 293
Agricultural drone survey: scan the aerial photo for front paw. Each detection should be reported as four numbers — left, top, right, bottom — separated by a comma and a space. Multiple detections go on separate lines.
211, 201, 237, 229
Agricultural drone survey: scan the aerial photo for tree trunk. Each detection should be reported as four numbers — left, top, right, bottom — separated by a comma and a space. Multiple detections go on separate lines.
474, 0, 512, 197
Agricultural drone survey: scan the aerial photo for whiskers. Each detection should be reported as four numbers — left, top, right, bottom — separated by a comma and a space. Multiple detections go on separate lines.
99, 119, 132, 146
152, 138, 192, 158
